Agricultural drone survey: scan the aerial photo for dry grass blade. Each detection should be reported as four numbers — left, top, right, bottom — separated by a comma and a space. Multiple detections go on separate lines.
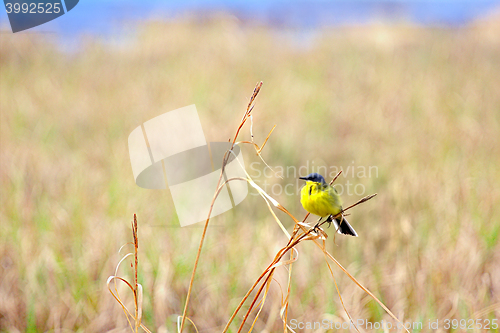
132, 215, 140, 333
176, 316, 200, 333
342, 193, 378, 212
179, 82, 264, 333
322, 253, 361, 333
471, 302, 500, 319
237, 268, 277, 333
237, 122, 279, 178
222, 235, 303, 332
235, 81, 263, 144
279, 247, 295, 333
107, 214, 151, 333
329, 170, 343, 185
322, 248, 410, 332
224, 228, 318, 331
257, 124, 276, 154
248, 272, 273, 333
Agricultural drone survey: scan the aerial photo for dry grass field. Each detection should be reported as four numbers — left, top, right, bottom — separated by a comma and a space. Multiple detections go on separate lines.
1, 14, 499, 332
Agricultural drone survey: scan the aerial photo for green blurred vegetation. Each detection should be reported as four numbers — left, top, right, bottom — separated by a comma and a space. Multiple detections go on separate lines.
1, 15, 499, 332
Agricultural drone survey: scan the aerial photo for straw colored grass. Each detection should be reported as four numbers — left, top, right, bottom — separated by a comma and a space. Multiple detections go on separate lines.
1, 14, 500, 332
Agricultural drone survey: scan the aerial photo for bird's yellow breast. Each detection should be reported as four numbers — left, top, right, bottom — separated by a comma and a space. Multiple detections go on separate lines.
300, 181, 343, 217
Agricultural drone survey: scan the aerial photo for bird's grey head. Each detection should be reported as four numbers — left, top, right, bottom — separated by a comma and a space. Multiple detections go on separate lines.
299, 173, 327, 185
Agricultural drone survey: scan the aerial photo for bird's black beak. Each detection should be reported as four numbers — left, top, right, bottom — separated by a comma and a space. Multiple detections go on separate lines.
299, 176, 308, 181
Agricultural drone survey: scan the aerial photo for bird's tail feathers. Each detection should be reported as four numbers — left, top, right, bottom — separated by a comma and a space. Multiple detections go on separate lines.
328, 215, 358, 237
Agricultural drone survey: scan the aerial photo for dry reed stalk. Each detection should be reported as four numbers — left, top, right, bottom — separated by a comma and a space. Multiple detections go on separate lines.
179, 82, 264, 333
107, 214, 150, 333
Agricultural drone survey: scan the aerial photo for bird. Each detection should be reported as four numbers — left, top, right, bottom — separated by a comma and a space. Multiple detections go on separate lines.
299, 172, 358, 237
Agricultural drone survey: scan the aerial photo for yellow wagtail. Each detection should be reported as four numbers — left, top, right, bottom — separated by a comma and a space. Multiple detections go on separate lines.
299, 173, 358, 237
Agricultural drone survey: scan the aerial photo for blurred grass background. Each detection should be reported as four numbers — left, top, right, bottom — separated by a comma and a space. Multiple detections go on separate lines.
1, 14, 500, 332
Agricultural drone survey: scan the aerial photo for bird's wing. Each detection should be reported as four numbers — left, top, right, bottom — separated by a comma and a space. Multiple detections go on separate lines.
325, 186, 343, 212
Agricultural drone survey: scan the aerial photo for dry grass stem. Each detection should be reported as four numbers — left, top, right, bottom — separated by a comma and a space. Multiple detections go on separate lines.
107, 214, 151, 333
179, 82, 265, 333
